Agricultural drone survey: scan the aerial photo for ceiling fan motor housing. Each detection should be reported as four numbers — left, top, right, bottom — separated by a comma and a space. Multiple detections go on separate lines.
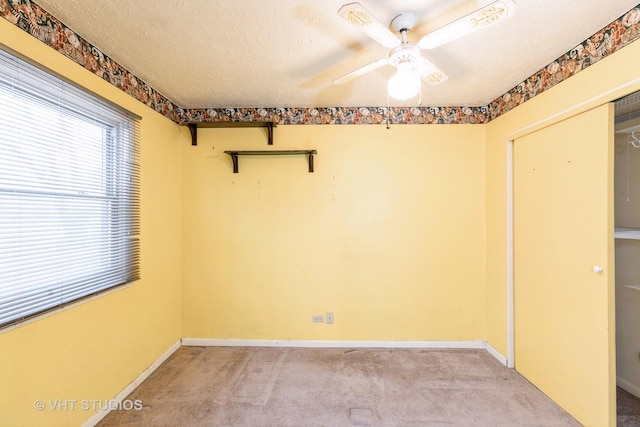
389, 12, 419, 68
333, 1, 516, 89
388, 44, 420, 67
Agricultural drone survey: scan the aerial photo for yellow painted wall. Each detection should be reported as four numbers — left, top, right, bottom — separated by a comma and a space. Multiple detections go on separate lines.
182, 124, 486, 341
485, 38, 640, 356
3, 3, 640, 425
484, 38, 640, 427
0, 19, 185, 427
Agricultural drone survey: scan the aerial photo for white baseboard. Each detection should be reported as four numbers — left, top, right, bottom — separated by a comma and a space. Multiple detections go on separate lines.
484, 342, 508, 366
181, 338, 486, 349
82, 339, 181, 427
182, 338, 509, 365
617, 376, 640, 399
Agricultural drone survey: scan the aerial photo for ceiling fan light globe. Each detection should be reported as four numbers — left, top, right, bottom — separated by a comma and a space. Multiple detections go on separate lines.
388, 63, 421, 100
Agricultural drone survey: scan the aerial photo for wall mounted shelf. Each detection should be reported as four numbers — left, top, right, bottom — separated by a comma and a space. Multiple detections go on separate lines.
185, 121, 275, 146
615, 227, 640, 240
223, 150, 317, 173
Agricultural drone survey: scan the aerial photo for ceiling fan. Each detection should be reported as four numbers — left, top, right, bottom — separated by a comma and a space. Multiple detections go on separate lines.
333, 0, 516, 100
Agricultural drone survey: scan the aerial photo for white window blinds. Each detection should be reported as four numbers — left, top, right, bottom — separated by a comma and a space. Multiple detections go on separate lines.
0, 48, 140, 328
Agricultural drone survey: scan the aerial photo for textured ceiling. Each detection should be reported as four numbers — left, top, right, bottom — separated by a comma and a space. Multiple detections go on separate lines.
32, 0, 640, 109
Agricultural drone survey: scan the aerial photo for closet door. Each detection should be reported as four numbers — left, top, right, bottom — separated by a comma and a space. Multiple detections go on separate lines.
514, 104, 615, 426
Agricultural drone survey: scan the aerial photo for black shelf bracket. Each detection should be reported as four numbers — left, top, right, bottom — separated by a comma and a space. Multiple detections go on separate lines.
188, 124, 197, 146
223, 150, 317, 173
185, 121, 275, 146
266, 122, 274, 145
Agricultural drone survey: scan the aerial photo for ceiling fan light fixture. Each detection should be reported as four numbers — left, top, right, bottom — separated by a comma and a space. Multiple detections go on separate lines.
334, 1, 516, 93
388, 62, 420, 100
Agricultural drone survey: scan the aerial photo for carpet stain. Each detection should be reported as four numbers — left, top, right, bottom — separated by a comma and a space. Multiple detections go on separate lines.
349, 407, 373, 426
229, 348, 289, 405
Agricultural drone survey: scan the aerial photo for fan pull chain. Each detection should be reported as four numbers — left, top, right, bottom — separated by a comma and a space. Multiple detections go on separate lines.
386, 93, 391, 129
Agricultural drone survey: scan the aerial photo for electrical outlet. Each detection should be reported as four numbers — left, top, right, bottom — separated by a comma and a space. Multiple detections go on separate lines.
326, 312, 334, 325
312, 315, 324, 323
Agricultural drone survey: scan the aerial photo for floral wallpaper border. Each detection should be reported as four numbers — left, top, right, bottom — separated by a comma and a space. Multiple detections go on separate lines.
487, 5, 640, 120
179, 105, 489, 125
2, 0, 640, 125
0, 0, 182, 123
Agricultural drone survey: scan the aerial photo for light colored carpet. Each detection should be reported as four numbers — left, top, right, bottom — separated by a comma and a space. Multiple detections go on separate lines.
98, 346, 581, 426
618, 386, 640, 427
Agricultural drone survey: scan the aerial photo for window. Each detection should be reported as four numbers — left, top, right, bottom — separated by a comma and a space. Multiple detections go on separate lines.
0, 48, 140, 328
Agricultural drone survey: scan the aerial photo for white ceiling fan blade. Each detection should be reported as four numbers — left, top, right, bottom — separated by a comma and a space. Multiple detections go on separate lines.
332, 58, 389, 84
415, 57, 448, 86
338, 2, 401, 49
417, 0, 516, 50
